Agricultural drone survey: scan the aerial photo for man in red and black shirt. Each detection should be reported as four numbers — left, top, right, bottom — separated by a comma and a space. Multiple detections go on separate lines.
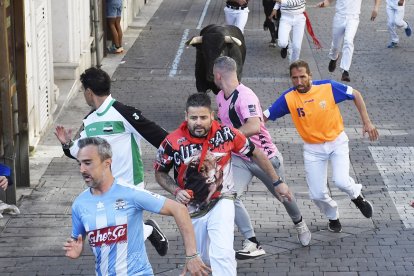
154, 93, 293, 275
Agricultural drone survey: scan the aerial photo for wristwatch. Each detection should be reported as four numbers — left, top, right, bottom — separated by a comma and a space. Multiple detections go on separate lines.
273, 177, 284, 187
61, 140, 73, 150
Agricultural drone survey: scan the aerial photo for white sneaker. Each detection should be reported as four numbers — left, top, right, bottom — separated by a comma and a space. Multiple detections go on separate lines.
235, 239, 266, 260
295, 221, 311, 246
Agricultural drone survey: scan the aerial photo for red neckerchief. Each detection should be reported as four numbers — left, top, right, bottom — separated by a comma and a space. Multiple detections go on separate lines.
179, 121, 220, 172
178, 121, 225, 200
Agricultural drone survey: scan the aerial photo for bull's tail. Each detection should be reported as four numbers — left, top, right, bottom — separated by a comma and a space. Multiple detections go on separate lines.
304, 12, 322, 49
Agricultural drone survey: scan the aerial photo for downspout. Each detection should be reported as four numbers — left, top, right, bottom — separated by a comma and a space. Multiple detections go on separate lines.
92, 0, 102, 68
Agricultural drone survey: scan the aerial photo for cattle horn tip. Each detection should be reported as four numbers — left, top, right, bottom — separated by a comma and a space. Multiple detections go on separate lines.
224, 36, 242, 46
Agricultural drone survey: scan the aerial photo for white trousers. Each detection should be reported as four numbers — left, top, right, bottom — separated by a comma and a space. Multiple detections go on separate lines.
278, 12, 306, 62
303, 132, 362, 220
386, 2, 407, 43
224, 6, 249, 33
192, 198, 237, 275
328, 14, 360, 72
143, 223, 152, 240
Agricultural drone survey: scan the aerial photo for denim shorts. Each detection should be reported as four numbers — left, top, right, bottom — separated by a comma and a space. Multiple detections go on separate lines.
106, 0, 123, 18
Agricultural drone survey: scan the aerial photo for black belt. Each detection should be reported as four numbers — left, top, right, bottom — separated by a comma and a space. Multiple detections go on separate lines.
226, 4, 247, 10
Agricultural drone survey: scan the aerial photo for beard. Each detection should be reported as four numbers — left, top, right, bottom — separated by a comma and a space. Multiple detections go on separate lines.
82, 174, 100, 189
189, 126, 209, 137
295, 84, 311, 93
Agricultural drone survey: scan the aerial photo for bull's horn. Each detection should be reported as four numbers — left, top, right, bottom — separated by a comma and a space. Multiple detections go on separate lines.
224, 36, 242, 46
186, 36, 203, 46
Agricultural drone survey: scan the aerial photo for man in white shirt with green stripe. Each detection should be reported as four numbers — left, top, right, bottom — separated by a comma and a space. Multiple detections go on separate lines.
55, 67, 169, 256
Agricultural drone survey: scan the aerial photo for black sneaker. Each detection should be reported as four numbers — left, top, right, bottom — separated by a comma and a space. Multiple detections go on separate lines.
328, 219, 342, 233
280, 46, 288, 59
352, 195, 373, 218
145, 219, 169, 256
235, 239, 266, 260
404, 21, 412, 37
328, 58, 338, 72
341, 70, 350, 82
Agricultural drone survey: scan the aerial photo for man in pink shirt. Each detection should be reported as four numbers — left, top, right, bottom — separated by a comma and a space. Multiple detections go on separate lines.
213, 56, 311, 260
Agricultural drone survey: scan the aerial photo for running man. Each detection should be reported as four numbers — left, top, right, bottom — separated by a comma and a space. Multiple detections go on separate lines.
264, 60, 379, 233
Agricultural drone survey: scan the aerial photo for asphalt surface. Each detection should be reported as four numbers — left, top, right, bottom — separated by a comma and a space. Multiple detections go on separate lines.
1, 0, 413, 275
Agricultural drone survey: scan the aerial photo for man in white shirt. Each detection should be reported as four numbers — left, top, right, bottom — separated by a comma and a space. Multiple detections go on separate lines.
55, 67, 169, 257
317, 0, 380, 82
385, 0, 411, 48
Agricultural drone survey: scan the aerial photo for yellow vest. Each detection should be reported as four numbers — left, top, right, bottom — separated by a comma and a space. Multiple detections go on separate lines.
285, 83, 344, 144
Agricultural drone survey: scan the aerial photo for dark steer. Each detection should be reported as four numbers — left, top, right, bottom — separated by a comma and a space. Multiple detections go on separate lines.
186, 24, 246, 95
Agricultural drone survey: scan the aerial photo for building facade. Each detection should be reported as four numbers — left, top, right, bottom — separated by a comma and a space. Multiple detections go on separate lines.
0, 0, 148, 203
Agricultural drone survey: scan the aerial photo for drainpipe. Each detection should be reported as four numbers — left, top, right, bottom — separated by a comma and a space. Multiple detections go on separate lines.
92, 0, 102, 68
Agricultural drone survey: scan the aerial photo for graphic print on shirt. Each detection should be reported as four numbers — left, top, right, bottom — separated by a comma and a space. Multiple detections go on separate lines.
228, 91, 243, 128
87, 224, 128, 247
155, 121, 253, 217
183, 150, 226, 205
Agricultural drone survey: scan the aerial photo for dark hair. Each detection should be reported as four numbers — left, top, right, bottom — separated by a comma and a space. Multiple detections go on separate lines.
289, 60, 311, 76
77, 137, 112, 161
80, 67, 111, 96
185, 93, 212, 111
213, 56, 237, 73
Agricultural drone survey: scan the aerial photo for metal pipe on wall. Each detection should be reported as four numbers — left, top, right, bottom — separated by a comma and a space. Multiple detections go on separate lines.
92, 0, 102, 67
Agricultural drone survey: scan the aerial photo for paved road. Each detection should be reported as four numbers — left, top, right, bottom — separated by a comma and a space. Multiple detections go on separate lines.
1, 0, 413, 275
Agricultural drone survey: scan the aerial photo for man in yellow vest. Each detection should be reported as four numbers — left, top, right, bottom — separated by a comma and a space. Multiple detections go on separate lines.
264, 60, 379, 233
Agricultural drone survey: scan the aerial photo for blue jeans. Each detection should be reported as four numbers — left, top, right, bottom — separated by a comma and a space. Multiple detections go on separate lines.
232, 152, 302, 239
106, 0, 122, 18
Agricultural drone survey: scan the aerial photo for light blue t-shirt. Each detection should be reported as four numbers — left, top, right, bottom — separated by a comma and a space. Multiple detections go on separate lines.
71, 180, 166, 276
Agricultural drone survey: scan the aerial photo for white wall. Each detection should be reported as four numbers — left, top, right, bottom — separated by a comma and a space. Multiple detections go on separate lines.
51, 0, 92, 80
25, 0, 55, 147
24, 0, 149, 148
121, 0, 146, 36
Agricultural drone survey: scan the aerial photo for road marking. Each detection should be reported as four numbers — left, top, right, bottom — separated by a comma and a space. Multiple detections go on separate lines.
197, 0, 210, 29
168, 29, 189, 77
169, 0, 211, 77
369, 146, 414, 229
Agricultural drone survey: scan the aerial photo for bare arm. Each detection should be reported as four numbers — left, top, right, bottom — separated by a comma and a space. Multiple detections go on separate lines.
317, 0, 334, 7
0, 176, 8, 191
159, 199, 211, 275
352, 89, 379, 141
155, 170, 192, 204
63, 235, 84, 259
54, 125, 78, 159
370, 0, 380, 20
250, 147, 293, 201
154, 170, 179, 195
238, 117, 261, 137
54, 125, 73, 144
